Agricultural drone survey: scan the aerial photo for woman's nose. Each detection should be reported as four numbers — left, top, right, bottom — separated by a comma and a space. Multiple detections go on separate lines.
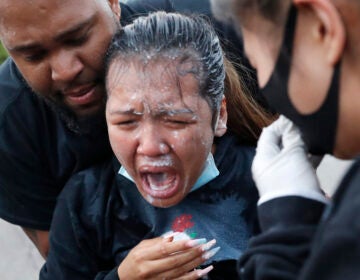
136, 125, 170, 156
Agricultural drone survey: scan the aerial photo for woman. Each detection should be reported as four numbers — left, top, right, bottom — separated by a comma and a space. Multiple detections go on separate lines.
40, 12, 272, 280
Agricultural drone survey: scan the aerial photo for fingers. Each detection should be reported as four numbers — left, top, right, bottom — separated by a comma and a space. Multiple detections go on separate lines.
153, 249, 216, 280
164, 242, 219, 271
141, 236, 209, 260
256, 122, 282, 159
174, 265, 214, 280
137, 239, 218, 279
118, 236, 219, 280
147, 239, 218, 274
252, 115, 304, 180
279, 118, 305, 150
257, 115, 304, 156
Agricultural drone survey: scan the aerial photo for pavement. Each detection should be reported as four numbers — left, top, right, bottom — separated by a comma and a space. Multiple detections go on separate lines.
0, 219, 44, 280
0, 155, 353, 280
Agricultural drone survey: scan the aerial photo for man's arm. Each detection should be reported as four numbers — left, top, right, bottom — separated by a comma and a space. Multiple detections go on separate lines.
22, 227, 49, 259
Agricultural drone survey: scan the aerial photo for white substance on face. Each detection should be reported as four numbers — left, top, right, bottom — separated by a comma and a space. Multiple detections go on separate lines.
159, 143, 168, 154
145, 194, 154, 204
141, 155, 174, 167
182, 176, 190, 195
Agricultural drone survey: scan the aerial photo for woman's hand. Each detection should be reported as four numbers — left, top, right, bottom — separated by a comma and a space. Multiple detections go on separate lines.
117, 234, 218, 279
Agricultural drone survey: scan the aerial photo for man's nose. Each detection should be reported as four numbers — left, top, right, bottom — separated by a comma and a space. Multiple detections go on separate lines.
50, 50, 83, 82
136, 125, 170, 157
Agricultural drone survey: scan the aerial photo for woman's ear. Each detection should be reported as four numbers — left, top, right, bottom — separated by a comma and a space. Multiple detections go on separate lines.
215, 98, 228, 137
294, 0, 345, 65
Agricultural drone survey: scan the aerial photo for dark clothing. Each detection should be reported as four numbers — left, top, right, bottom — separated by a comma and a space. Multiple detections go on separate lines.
0, 0, 253, 230
40, 133, 259, 280
0, 59, 112, 230
238, 158, 360, 280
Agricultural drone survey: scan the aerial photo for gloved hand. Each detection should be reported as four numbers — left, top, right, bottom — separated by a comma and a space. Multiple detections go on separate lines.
252, 115, 328, 205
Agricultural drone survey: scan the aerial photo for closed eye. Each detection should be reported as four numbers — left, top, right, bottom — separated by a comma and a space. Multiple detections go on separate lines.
164, 118, 195, 128
116, 119, 137, 126
24, 51, 47, 62
64, 35, 88, 47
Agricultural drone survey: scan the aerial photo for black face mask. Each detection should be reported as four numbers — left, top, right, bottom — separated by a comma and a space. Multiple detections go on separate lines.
260, 5, 340, 155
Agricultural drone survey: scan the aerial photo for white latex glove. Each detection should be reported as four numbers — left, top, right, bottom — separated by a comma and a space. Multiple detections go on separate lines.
252, 115, 328, 205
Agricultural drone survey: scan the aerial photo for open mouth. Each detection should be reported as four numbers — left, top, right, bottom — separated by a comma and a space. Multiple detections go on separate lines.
141, 171, 179, 199
64, 84, 101, 107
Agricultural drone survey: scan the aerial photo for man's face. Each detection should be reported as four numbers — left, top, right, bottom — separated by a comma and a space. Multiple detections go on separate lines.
0, 0, 120, 118
106, 59, 225, 208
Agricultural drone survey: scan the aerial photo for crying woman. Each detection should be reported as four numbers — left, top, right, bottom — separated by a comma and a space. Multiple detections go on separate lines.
40, 11, 272, 280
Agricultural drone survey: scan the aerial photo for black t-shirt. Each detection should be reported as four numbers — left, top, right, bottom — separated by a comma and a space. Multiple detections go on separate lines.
0, 0, 256, 230
40, 133, 259, 280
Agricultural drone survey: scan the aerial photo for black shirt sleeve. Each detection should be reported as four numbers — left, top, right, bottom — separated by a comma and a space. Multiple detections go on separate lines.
0, 61, 59, 229
40, 165, 120, 280
237, 197, 326, 280
0, 59, 112, 230
237, 160, 360, 280
40, 196, 119, 280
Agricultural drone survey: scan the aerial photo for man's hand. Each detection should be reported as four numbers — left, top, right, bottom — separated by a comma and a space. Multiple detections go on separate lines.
117, 235, 218, 279
252, 115, 327, 205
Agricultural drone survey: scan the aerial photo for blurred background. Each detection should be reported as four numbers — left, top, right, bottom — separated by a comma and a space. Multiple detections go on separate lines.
0, 42, 7, 63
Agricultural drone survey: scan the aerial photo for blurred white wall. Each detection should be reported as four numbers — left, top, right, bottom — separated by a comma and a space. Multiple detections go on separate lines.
317, 155, 353, 196
0, 219, 44, 280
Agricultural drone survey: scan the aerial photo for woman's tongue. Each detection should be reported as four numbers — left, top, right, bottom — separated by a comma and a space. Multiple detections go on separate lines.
144, 172, 177, 192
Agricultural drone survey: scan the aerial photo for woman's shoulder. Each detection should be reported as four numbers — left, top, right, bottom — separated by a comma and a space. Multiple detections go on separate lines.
58, 156, 120, 215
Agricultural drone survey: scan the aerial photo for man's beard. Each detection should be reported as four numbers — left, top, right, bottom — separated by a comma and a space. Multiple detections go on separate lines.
41, 95, 107, 135
22, 71, 108, 135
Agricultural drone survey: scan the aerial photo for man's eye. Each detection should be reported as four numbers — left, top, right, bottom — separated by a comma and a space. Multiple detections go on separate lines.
24, 52, 45, 62
66, 36, 88, 46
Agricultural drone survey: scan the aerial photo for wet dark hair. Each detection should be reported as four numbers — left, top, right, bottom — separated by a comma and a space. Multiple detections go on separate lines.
105, 11, 225, 116
105, 11, 273, 145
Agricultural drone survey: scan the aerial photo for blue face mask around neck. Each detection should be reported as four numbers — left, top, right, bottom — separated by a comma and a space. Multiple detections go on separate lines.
118, 153, 220, 192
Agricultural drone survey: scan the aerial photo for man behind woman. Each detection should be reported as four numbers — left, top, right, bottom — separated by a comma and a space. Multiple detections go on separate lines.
40, 12, 272, 279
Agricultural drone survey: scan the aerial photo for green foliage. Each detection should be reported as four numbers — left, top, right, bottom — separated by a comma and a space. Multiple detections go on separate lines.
0, 41, 8, 64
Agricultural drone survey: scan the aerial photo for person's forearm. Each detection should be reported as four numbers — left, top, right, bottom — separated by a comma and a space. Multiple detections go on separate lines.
22, 227, 49, 259
238, 197, 326, 280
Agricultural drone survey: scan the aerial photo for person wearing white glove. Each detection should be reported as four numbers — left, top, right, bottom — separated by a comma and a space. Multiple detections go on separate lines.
252, 115, 328, 205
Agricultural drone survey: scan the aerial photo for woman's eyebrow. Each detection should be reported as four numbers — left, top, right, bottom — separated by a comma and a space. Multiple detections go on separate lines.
157, 108, 195, 116
108, 109, 144, 116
